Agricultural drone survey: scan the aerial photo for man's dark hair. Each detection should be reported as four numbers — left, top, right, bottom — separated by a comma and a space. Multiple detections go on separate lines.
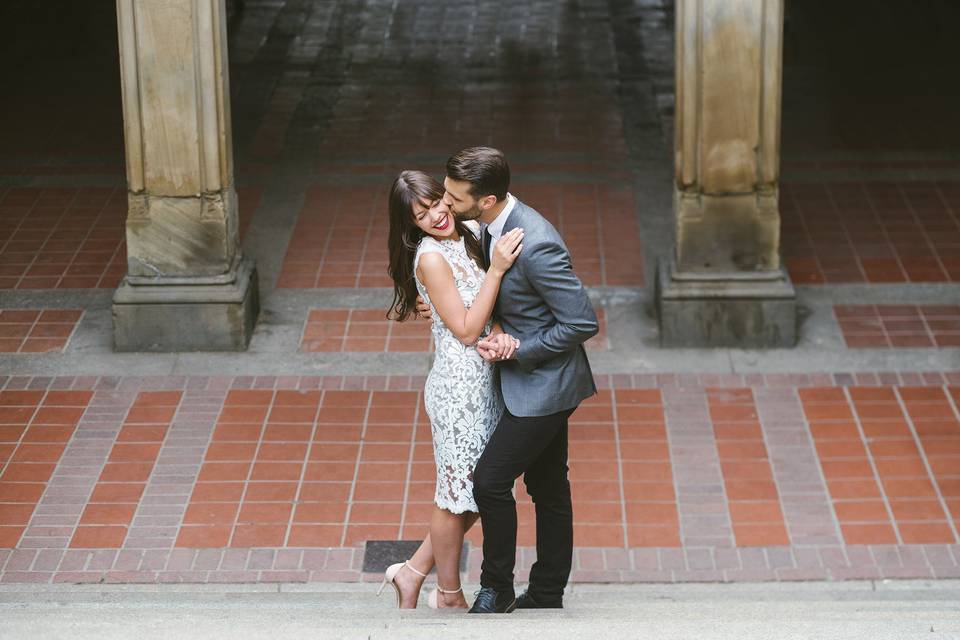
446, 146, 510, 201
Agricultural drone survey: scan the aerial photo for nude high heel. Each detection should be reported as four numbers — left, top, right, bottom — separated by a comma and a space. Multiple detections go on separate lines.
427, 585, 465, 609
377, 560, 428, 607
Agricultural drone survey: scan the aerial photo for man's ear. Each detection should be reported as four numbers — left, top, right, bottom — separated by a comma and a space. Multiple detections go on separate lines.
479, 195, 498, 211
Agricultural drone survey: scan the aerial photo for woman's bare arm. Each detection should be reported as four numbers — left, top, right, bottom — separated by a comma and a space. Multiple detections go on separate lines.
416, 229, 522, 346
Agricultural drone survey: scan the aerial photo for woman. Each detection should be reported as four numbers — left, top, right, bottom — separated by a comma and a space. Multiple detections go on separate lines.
380, 170, 522, 609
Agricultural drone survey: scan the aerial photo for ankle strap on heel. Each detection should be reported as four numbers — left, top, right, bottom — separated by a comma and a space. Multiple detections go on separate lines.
436, 585, 462, 594
403, 561, 428, 578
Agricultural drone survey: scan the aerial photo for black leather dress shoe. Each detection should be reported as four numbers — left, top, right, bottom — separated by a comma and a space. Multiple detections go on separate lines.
516, 589, 563, 609
468, 587, 517, 614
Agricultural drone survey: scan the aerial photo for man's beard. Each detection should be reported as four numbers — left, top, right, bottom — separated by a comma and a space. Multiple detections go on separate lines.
453, 203, 482, 221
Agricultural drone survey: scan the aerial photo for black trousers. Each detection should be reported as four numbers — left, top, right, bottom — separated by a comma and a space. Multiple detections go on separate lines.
472, 406, 575, 598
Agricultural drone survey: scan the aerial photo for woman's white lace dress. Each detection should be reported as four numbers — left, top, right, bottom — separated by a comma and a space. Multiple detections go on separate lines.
414, 226, 503, 514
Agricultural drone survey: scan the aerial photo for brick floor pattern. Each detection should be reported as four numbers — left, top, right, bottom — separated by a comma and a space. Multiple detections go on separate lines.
0, 310, 83, 353
299, 308, 608, 353
0, 389, 93, 548
0, 187, 126, 290
782, 182, 960, 284
708, 389, 790, 547
0, 187, 262, 290
835, 304, 960, 348
277, 183, 642, 290
0, 375, 958, 584
277, 186, 391, 289
614, 389, 680, 548
316, 83, 629, 162
70, 391, 182, 549
800, 387, 960, 545
179, 389, 346, 549
300, 309, 432, 353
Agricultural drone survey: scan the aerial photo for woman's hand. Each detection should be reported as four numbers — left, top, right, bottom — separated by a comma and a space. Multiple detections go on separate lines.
492, 332, 519, 360
489, 228, 524, 276
414, 295, 432, 321
477, 332, 520, 362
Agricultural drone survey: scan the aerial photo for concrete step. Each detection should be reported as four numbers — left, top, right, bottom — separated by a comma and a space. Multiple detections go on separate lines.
1, 581, 958, 639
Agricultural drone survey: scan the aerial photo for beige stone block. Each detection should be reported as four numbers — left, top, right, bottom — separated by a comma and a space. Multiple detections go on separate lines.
124, 190, 239, 278
675, 189, 781, 272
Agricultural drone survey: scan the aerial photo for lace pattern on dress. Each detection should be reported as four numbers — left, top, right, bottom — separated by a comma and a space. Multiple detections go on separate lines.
413, 228, 503, 514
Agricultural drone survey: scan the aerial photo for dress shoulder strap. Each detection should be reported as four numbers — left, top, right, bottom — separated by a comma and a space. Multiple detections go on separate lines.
414, 236, 445, 273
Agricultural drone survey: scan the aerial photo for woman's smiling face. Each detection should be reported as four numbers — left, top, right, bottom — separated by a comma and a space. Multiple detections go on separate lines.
412, 197, 456, 239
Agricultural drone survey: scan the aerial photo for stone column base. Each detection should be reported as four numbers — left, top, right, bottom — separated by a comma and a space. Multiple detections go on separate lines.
655, 257, 797, 348
112, 256, 259, 352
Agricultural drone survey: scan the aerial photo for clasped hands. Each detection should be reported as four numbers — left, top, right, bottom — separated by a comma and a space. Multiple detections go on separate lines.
414, 296, 519, 362
476, 332, 520, 363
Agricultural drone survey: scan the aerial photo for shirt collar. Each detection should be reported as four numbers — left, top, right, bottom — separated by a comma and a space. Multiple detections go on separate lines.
486, 193, 516, 239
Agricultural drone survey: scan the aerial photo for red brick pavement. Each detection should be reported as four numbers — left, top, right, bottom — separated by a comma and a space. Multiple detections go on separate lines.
298, 308, 607, 353
0, 187, 262, 290
708, 389, 790, 547
835, 304, 960, 348
0, 187, 126, 290
277, 186, 391, 289
299, 309, 432, 353
71, 391, 181, 549
782, 182, 960, 284
800, 387, 960, 545
0, 310, 83, 354
0, 373, 958, 584
314, 85, 629, 162
616, 390, 680, 548
0, 389, 93, 549
8, 178, 957, 290
278, 183, 643, 289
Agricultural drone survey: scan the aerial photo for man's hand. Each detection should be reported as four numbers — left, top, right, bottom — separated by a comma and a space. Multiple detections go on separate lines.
477, 333, 520, 362
414, 295, 433, 321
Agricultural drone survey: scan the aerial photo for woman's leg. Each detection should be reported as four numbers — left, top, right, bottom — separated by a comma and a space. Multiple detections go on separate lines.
392, 510, 480, 608
393, 534, 434, 608
430, 507, 481, 608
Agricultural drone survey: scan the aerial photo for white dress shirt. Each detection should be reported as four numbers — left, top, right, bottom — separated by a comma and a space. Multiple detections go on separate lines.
485, 193, 517, 263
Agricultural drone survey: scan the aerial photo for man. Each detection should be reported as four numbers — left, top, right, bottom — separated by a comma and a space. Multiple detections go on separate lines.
418, 146, 598, 613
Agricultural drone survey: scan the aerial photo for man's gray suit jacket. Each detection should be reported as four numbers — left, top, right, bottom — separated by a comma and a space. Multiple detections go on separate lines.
493, 199, 598, 418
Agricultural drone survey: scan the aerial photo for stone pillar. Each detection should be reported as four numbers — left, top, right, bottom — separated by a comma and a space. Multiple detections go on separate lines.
656, 0, 796, 348
112, 0, 258, 351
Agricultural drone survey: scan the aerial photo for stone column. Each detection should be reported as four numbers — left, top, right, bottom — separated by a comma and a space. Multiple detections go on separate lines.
656, 0, 796, 347
112, 0, 258, 351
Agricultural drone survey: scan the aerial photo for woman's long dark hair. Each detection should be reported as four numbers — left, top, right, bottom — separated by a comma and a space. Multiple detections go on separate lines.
387, 170, 483, 321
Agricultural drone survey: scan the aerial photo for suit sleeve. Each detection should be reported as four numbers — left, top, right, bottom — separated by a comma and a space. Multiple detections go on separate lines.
513, 241, 599, 372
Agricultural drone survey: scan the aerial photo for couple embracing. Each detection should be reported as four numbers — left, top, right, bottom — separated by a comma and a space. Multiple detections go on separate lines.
381, 147, 598, 613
